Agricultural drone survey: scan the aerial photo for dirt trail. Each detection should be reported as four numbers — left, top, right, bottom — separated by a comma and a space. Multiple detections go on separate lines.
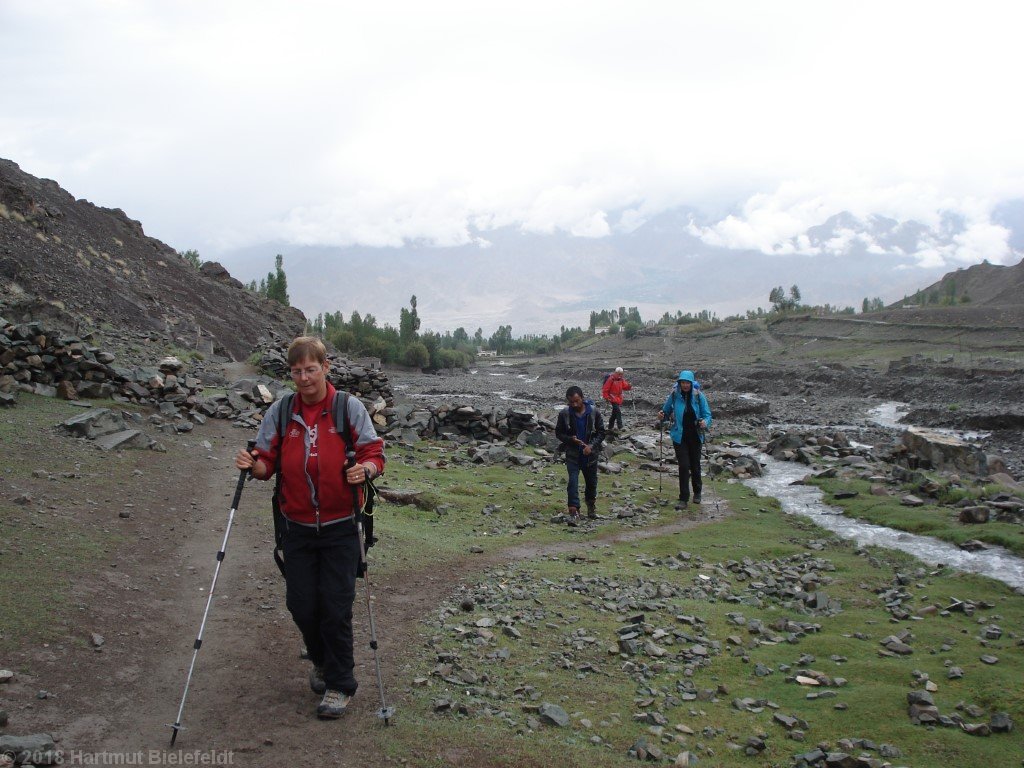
11, 416, 729, 767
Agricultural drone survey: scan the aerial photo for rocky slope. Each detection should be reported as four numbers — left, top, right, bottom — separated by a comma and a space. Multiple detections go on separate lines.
893, 256, 1024, 308
0, 158, 304, 360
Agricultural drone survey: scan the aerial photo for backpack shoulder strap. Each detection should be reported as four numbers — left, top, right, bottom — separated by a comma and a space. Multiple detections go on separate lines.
331, 390, 352, 454
271, 392, 294, 578
276, 394, 294, 458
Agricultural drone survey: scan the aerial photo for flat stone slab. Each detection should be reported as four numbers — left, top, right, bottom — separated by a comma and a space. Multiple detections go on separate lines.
93, 429, 149, 451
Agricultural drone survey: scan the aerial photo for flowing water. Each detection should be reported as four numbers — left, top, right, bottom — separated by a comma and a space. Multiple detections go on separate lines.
741, 451, 1024, 591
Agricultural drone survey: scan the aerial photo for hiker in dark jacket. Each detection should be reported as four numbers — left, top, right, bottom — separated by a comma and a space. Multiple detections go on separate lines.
659, 370, 712, 510
235, 336, 385, 720
555, 385, 606, 522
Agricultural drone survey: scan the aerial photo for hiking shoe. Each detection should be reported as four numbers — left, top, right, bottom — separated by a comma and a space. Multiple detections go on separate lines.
317, 689, 351, 719
693, 494, 702, 504
675, 499, 688, 511
309, 664, 326, 695
586, 502, 597, 519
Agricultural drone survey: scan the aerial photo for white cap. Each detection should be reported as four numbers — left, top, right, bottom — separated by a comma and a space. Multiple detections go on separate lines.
615, 366, 624, 373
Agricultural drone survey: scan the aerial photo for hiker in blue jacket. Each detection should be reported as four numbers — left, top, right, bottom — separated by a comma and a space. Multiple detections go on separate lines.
555, 385, 606, 523
660, 370, 712, 510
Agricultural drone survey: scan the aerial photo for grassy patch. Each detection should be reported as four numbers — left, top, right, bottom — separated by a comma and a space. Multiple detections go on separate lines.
390, 477, 1024, 766
0, 394, 131, 651
810, 477, 1024, 556
365, 444, 674, 577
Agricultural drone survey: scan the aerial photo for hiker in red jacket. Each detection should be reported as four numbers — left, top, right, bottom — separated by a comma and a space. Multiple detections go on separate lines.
235, 336, 384, 720
601, 366, 632, 432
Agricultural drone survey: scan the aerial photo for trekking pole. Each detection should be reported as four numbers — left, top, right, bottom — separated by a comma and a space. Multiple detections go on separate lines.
658, 417, 664, 495
168, 440, 255, 747
701, 427, 720, 514
346, 450, 395, 725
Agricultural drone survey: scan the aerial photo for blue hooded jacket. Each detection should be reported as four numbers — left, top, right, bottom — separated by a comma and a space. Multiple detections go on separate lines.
661, 370, 712, 444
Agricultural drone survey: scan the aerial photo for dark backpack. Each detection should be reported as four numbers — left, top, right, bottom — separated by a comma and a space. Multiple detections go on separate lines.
271, 391, 377, 578
602, 372, 612, 385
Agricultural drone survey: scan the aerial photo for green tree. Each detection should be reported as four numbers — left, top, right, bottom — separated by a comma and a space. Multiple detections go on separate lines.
623, 321, 642, 338
179, 249, 203, 269
329, 329, 355, 352
943, 280, 957, 306
404, 341, 430, 368
489, 325, 513, 353
266, 254, 290, 306
399, 295, 421, 344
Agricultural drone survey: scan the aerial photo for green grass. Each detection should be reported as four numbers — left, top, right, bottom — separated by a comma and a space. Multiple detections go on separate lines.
810, 477, 1024, 556
377, 473, 1024, 767
0, 394, 129, 651
361, 444, 674, 577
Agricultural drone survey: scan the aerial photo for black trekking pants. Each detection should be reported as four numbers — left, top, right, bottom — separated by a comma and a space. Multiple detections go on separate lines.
608, 403, 623, 430
673, 438, 702, 502
282, 519, 361, 696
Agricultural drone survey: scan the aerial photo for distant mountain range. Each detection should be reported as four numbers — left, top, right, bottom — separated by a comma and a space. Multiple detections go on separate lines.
218, 205, 1024, 335
4, 156, 1021, 346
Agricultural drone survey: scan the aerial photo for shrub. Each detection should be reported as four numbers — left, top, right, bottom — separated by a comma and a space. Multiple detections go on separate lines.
404, 341, 430, 368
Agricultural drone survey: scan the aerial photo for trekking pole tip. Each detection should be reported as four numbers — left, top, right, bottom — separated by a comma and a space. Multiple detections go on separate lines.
378, 705, 396, 724
168, 723, 181, 747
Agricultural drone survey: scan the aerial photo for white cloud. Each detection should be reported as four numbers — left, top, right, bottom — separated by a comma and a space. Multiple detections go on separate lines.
1, 0, 1023, 277
687, 181, 1019, 268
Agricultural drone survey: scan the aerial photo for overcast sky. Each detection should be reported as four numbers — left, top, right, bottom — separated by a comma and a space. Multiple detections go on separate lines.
3, 1, 1023, 298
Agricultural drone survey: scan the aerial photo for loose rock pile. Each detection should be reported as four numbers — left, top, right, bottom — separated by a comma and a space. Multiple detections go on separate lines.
416, 549, 872, 766
2, 319, 398, 442
381, 403, 553, 445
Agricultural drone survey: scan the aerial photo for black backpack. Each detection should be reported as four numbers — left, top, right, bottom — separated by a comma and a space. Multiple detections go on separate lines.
271, 391, 377, 578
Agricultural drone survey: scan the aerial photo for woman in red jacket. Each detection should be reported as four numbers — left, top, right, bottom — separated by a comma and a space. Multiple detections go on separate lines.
601, 366, 632, 432
236, 337, 385, 720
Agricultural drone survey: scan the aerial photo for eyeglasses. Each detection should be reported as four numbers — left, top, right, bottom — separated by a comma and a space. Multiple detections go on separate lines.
289, 366, 322, 379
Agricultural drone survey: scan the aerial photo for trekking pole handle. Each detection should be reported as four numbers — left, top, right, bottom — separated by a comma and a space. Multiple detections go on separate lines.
231, 440, 256, 510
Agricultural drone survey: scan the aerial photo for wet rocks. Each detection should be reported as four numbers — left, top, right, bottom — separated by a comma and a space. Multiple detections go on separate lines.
901, 426, 989, 477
